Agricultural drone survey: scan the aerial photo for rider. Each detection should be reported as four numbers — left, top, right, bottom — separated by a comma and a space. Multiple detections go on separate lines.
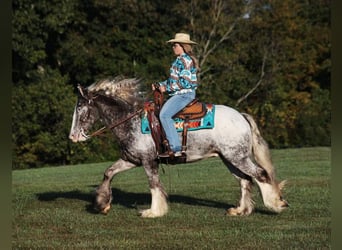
153, 33, 199, 158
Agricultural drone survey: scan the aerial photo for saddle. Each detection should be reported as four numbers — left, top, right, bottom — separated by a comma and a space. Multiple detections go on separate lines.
145, 88, 208, 163
173, 99, 207, 120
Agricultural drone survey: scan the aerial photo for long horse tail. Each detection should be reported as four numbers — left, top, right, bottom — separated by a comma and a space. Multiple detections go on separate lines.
242, 113, 276, 182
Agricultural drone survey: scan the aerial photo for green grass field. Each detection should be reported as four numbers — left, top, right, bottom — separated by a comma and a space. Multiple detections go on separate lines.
12, 147, 331, 249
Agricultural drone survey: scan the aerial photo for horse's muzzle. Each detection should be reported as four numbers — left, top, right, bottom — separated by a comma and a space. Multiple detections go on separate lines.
69, 129, 89, 143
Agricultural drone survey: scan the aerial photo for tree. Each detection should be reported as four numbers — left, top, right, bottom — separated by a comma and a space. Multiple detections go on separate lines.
12, 69, 73, 168
172, 0, 330, 147
12, 68, 121, 169
12, 0, 331, 168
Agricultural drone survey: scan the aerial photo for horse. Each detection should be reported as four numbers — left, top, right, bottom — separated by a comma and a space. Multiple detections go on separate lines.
69, 76, 288, 218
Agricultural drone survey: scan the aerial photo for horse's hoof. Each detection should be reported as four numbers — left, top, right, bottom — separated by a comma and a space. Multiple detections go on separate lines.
101, 204, 111, 215
139, 209, 164, 218
226, 208, 240, 216
226, 207, 252, 216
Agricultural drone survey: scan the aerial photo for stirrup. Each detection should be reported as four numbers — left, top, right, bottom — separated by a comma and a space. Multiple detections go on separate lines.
158, 151, 173, 158
158, 151, 182, 158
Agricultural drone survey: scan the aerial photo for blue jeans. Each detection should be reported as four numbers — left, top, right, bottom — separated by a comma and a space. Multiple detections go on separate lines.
159, 91, 196, 152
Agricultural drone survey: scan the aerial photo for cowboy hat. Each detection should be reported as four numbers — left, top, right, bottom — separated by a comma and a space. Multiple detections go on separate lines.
166, 33, 197, 45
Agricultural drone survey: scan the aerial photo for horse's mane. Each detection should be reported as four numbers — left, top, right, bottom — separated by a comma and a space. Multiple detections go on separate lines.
87, 76, 144, 106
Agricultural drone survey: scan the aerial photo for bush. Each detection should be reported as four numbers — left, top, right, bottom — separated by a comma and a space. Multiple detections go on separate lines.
12, 68, 119, 169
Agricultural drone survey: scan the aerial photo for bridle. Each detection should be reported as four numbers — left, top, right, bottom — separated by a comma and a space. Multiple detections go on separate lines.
77, 84, 144, 138
77, 83, 163, 138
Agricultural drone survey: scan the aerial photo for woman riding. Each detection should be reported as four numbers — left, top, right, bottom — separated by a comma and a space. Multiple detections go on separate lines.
153, 33, 199, 158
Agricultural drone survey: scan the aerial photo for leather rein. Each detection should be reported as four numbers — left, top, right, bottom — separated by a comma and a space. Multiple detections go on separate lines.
88, 84, 163, 138
89, 108, 143, 137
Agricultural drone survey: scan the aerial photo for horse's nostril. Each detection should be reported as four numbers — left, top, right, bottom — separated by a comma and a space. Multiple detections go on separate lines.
282, 201, 289, 208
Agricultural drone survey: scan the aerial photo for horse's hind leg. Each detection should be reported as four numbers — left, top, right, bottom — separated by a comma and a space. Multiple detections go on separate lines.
229, 157, 287, 213
227, 176, 254, 216
139, 160, 168, 218
221, 157, 255, 215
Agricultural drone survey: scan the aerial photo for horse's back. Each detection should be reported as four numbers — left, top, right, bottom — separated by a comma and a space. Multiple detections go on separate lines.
212, 105, 251, 136
185, 104, 252, 161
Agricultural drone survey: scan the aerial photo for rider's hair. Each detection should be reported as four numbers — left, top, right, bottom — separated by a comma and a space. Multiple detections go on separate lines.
179, 43, 200, 72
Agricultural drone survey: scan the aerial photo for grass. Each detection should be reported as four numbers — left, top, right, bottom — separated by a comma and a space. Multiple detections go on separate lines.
12, 147, 331, 249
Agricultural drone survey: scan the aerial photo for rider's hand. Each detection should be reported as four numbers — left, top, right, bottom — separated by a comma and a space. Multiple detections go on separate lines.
159, 85, 166, 93
152, 82, 160, 91
152, 83, 166, 93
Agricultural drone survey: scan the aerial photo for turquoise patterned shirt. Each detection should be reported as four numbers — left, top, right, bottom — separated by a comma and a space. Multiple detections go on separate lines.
159, 53, 198, 95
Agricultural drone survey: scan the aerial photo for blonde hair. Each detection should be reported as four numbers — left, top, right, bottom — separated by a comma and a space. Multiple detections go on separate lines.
180, 43, 199, 72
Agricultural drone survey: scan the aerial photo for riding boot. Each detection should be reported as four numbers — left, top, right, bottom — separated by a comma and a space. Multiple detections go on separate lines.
159, 140, 182, 158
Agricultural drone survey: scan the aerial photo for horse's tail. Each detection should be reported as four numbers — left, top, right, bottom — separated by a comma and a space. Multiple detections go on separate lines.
242, 113, 276, 182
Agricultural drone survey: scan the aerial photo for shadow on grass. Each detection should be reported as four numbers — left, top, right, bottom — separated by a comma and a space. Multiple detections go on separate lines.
111, 188, 233, 210
36, 187, 275, 215
36, 189, 97, 214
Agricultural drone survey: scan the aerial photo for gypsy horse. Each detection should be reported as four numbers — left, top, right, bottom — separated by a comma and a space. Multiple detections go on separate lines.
69, 77, 288, 217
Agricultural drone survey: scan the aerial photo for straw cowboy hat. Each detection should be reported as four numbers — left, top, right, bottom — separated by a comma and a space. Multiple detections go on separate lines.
166, 33, 197, 45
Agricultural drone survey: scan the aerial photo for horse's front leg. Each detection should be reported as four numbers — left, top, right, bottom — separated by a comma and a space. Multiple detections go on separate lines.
94, 159, 137, 214
139, 160, 168, 218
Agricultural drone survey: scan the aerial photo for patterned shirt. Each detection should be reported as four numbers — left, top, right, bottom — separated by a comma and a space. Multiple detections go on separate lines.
159, 53, 198, 95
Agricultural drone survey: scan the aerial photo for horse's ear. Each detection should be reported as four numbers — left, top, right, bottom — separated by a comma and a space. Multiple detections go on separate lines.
77, 84, 87, 99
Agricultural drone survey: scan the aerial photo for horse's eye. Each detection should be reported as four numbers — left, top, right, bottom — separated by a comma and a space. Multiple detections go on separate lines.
80, 110, 88, 120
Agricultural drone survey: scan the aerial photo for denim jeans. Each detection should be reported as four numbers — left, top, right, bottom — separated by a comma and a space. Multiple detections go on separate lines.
159, 91, 196, 152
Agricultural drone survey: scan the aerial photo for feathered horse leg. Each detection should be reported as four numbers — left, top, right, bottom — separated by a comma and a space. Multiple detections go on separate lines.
227, 176, 254, 216
243, 113, 289, 212
139, 160, 168, 218
94, 159, 137, 214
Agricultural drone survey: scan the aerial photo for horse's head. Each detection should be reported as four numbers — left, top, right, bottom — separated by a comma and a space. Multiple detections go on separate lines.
69, 77, 143, 143
69, 85, 99, 143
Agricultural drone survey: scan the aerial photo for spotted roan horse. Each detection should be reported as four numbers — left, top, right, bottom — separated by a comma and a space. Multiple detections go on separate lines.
69, 77, 288, 217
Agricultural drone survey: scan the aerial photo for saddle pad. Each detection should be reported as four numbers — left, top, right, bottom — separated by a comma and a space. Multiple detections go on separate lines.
141, 104, 215, 134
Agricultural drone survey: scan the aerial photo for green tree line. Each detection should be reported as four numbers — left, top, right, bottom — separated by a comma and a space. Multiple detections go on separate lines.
12, 0, 331, 169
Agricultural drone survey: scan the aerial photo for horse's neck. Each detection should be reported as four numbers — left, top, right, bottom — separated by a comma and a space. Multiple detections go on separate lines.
106, 110, 140, 141
96, 100, 139, 135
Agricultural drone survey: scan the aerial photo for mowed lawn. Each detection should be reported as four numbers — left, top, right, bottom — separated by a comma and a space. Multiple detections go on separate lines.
12, 147, 331, 249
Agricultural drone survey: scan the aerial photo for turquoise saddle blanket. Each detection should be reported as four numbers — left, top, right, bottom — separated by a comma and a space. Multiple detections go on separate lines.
141, 104, 215, 134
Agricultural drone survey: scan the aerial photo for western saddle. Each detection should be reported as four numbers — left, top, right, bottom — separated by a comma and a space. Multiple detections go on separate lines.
145, 87, 207, 162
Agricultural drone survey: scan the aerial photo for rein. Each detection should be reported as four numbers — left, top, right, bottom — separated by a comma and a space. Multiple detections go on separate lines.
88, 86, 162, 138
89, 108, 143, 138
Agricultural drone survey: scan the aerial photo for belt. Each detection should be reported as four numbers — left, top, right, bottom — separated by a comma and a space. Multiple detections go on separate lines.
172, 88, 194, 96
